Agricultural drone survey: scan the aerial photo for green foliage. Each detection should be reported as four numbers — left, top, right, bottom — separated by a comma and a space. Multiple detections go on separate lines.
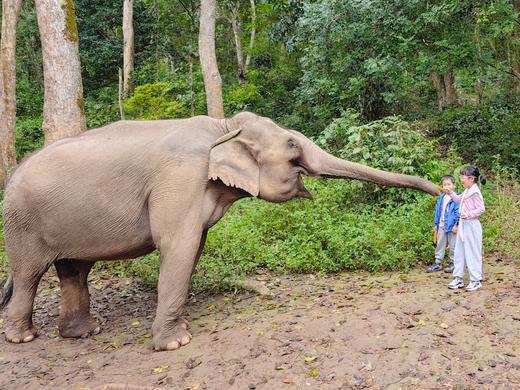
428, 99, 520, 173
225, 83, 263, 115
317, 112, 450, 204
15, 117, 44, 159
124, 83, 190, 120
85, 86, 121, 128
482, 170, 520, 262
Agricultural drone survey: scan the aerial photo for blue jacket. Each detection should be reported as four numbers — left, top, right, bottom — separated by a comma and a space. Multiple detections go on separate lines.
434, 193, 460, 232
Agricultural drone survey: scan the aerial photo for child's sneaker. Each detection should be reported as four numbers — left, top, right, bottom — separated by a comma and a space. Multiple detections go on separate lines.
443, 263, 454, 273
465, 280, 482, 292
448, 277, 464, 289
426, 263, 443, 273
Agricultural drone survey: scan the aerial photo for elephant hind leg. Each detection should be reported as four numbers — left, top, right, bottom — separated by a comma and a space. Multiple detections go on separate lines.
54, 259, 100, 338
5, 260, 51, 343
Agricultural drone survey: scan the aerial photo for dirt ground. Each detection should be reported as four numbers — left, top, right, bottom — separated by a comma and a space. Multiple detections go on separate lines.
1, 255, 520, 390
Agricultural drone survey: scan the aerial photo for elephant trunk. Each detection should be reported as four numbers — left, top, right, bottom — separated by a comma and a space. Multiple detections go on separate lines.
302, 141, 441, 196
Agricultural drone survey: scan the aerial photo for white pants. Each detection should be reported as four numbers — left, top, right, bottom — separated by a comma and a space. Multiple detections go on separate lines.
435, 229, 456, 264
453, 219, 483, 282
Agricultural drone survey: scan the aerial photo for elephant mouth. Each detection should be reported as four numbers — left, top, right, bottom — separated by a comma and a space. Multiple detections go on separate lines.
296, 173, 313, 200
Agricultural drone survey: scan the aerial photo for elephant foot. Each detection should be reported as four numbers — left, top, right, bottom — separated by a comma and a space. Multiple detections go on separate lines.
5, 324, 38, 343
59, 315, 101, 338
153, 319, 192, 351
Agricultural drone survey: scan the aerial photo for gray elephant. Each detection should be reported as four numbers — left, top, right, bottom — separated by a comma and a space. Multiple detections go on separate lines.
1, 112, 440, 351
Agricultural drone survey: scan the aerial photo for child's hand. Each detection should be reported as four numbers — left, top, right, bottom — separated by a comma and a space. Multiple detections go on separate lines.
444, 188, 452, 195
461, 211, 468, 219
452, 226, 458, 233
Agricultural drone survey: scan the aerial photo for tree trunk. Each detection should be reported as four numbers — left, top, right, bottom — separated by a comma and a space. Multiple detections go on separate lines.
199, 0, 224, 118
244, 0, 255, 71
35, 0, 86, 145
118, 67, 126, 120
513, 0, 520, 93
0, 0, 23, 188
228, 2, 246, 83
123, 0, 134, 97
27, 34, 44, 85
430, 71, 446, 111
443, 73, 459, 106
430, 71, 459, 111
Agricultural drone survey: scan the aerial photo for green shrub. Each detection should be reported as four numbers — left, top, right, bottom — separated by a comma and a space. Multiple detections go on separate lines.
225, 83, 264, 115
317, 112, 451, 204
428, 99, 520, 174
124, 83, 190, 120
15, 116, 44, 159
85, 86, 121, 128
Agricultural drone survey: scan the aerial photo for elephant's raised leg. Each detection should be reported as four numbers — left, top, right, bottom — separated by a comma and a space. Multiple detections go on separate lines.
151, 231, 206, 351
54, 259, 100, 338
5, 263, 50, 343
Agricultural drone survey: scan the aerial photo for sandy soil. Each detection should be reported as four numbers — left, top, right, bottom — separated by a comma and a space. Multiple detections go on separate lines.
1, 256, 520, 390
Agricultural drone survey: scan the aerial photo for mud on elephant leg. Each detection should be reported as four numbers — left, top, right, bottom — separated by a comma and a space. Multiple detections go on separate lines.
151, 234, 204, 351
5, 265, 50, 343
54, 259, 100, 338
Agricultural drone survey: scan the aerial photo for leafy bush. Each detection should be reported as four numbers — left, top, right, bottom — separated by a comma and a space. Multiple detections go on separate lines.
15, 116, 44, 159
317, 111, 450, 204
428, 99, 520, 174
85, 86, 121, 128
225, 83, 264, 115
124, 83, 190, 120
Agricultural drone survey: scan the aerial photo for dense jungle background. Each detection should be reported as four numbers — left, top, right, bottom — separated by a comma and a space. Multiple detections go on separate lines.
2, 1, 520, 389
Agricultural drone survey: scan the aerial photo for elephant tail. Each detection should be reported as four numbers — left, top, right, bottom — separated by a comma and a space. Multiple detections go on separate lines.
0, 274, 13, 309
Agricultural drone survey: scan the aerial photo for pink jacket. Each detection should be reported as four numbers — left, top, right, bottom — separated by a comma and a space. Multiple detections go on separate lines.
448, 184, 485, 220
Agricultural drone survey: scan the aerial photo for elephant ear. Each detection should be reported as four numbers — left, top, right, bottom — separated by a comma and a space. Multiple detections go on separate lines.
208, 128, 260, 196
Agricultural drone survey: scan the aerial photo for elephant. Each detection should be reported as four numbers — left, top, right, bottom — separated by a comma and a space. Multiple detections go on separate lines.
0, 111, 440, 351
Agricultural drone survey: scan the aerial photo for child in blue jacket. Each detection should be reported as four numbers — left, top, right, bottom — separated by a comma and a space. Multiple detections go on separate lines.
427, 175, 460, 273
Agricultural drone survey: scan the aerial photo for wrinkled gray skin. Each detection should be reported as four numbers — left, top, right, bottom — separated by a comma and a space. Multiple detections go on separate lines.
1, 112, 440, 351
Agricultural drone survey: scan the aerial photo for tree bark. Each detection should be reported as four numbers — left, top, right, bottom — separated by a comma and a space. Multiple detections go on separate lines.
199, 0, 224, 118
123, 0, 134, 97
513, 0, 520, 93
35, 0, 86, 145
430, 71, 459, 111
228, 2, 246, 84
0, 0, 23, 188
443, 73, 459, 106
118, 67, 126, 120
244, 0, 255, 71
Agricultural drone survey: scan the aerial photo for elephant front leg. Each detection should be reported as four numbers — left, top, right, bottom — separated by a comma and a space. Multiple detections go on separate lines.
152, 235, 203, 351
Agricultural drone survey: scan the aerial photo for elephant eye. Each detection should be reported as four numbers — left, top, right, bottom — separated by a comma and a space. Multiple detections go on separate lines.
287, 139, 298, 149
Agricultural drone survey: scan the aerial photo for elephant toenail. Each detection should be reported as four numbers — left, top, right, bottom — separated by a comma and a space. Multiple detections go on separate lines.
180, 322, 187, 329
11, 337, 21, 343
180, 335, 191, 345
93, 326, 101, 334
23, 335, 34, 342
166, 341, 180, 350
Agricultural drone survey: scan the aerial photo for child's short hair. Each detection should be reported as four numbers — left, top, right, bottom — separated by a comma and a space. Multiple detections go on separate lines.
460, 166, 487, 185
441, 175, 456, 185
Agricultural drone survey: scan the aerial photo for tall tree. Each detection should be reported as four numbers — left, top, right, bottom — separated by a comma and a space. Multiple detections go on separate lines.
225, 0, 256, 84
199, 0, 224, 118
0, 0, 23, 188
513, 0, 520, 92
123, 0, 134, 97
35, 0, 86, 145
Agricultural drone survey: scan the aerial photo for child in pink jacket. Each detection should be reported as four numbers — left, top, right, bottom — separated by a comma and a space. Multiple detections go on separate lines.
444, 166, 486, 292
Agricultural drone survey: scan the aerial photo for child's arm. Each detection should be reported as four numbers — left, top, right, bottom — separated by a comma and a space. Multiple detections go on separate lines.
444, 189, 462, 203
465, 194, 485, 219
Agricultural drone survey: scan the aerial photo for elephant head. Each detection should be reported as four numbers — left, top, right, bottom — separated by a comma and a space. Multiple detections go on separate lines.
209, 112, 441, 202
